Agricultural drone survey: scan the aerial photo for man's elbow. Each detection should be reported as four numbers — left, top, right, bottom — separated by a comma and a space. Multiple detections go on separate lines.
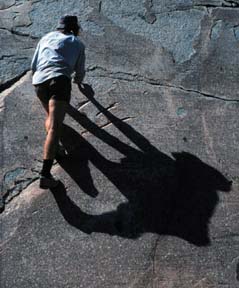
74, 71, 85, 84
31, 67, 36, 76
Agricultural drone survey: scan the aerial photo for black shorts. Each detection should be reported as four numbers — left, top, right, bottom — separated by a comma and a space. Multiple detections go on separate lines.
34, 75, 71, 104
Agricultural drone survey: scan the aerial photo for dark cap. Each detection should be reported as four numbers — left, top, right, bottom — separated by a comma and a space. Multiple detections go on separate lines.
57, 15, 80, 30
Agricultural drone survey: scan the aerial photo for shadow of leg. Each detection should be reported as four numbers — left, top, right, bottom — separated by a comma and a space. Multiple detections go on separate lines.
50, 182, 93, 233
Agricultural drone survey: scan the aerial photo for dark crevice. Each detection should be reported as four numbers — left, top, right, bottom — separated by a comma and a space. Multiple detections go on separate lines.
98, 0, 102, 13
98, 116, 134, 130
150, 236, 160, 281
0, 70, 28, 93
10, 29, 39, 39
75, 100, 90, 110
0, 3, 16, 11
173, 86, 239, 102
236, 262, 239, 281
212, 232, 239, 240
3, 177, 39, 205
0, 27, 12, 33
194, 1, 239, 8
154, 7, 200, 14
0, 27, 39, 39
22, 47, 35, 50
194, 4, 220, 8
0, 55, 14, 60
96, 102, 118, 116
142, 0, 157, 24
1, 165, 40, 213
224, 0, 239, 7
88, 68, 239, 102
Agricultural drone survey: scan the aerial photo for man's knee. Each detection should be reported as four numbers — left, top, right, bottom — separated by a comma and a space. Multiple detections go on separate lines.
47, 101, 65, 132
45, 117, 50, 131
47, 122, 61, 136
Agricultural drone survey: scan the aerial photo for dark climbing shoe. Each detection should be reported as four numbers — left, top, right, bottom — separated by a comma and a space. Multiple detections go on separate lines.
39, 174, 59, 189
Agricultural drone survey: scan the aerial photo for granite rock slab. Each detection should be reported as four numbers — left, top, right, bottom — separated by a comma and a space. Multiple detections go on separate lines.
1, 0, 239, 287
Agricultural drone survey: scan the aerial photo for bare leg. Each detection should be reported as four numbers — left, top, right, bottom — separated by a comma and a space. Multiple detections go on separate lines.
38, 99, 51, 133
43, 99, 66, 160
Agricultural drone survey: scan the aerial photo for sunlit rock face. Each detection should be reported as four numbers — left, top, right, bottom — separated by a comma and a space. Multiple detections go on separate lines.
0, 1, 239, 288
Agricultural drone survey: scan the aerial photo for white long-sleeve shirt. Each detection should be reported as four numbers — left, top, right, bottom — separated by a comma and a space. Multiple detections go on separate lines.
31, 31, 85, 85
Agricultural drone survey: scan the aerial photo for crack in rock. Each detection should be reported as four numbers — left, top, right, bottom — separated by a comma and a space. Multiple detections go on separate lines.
174, 85, 239, 102
9, 29, 38, 39
210, 20, 223, 40
2, 167, 39, 207
0, 70, 28, 93
141, 0, 157, 24
96, 102, 118, 117
0, 54, 15, 60
76, 100, 90, 111
232, 25, 239, 40
150, 237, 158, 281
236, 262, 239, 281
81, 116, 135, 136
0, 0, 16, 11
194, 0, 239, 8
0, 26, 38, 40
5, 27, 39, 39
98, 0, 102, 13
99, 117, 135, 130
224, 0, 239, 7
88, 67, 239, 102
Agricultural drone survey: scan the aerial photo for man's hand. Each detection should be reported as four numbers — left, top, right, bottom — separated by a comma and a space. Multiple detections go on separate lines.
78, 83, 95, 99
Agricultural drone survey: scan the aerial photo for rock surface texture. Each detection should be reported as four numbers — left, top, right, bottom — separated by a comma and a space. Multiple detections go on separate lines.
0, 1, 239, 287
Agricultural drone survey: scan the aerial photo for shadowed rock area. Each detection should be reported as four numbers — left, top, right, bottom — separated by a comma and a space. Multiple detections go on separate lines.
1, 1, 239, 287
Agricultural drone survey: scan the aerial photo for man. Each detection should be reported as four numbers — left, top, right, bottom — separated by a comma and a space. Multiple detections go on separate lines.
31, 15, 85, 189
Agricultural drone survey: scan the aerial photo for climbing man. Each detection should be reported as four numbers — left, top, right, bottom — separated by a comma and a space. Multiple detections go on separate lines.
31, 15, 85, 189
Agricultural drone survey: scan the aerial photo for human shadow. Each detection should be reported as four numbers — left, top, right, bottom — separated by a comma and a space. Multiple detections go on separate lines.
51, 84, 232, 246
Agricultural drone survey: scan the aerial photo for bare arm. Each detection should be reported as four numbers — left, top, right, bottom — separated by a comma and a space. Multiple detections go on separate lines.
73, 46, 85, 84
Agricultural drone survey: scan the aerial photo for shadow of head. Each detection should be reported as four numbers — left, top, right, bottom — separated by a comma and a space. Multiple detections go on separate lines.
172, 152, 232, 193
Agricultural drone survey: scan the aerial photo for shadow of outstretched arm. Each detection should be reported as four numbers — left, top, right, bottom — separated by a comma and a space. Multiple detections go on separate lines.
50, 182, 92, 231
65, 105, 138, 158
77, 84, 169, 161
50, 182, 138, 237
